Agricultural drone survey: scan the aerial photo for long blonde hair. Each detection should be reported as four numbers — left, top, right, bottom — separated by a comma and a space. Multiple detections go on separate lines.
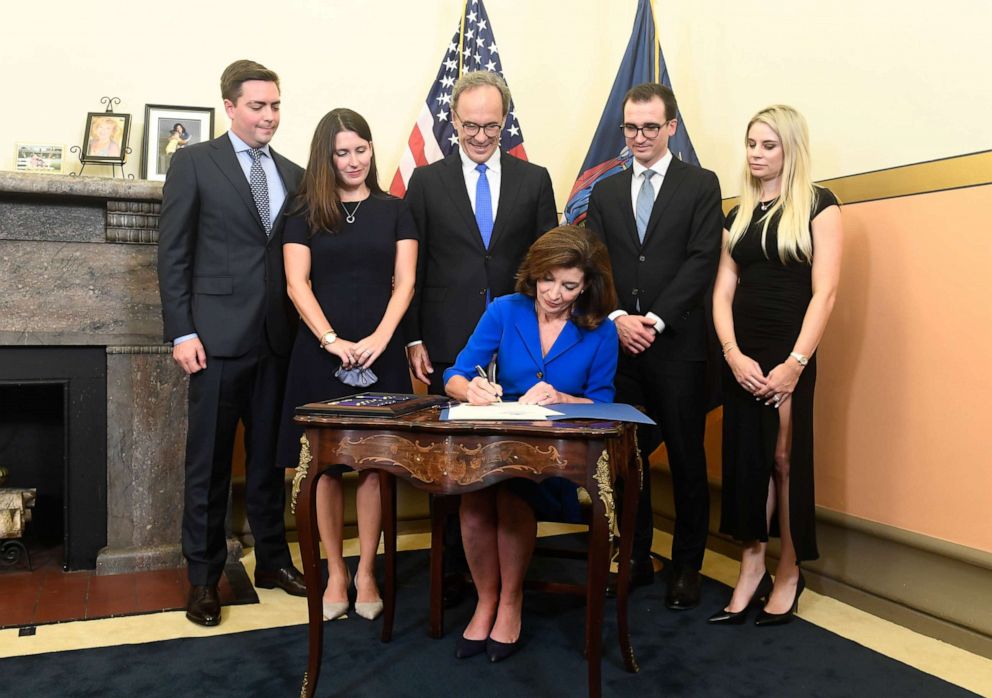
728, 105, 816, 263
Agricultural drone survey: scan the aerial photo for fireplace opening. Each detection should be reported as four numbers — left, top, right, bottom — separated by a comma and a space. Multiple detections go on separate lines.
0, 347, 106, 570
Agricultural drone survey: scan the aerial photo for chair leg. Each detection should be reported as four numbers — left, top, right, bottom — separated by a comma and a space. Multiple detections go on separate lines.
429, 494, 448, 638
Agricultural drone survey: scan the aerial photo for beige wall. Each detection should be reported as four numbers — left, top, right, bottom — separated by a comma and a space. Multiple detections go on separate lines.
3, 1, 991, 550
3, 1, 991, 202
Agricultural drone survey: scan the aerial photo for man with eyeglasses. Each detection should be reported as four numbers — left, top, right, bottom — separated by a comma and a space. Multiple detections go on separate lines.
403, 70, 558, 606
586, 82, 723, 611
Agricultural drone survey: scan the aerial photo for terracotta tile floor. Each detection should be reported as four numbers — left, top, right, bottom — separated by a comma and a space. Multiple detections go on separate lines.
0, 544, 250, 629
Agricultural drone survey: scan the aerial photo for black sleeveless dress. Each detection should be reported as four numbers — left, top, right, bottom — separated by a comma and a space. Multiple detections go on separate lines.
275, 194, 418, 470
719, 187, 838, 561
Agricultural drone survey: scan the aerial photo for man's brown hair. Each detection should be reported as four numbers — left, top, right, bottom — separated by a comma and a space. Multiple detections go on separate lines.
220, 59, 280, 103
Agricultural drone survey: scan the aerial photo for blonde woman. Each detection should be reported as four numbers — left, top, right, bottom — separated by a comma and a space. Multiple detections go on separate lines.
709, 105, 842, 625
88, 116, 122, 157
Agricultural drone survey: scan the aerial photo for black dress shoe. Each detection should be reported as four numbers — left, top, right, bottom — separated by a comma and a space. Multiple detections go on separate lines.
665, 565, 702, 610
605, 557, 655, 598
255, 566, 307, 596
755, 572, 805, 626
486, 636, 519, 663
186, 584, 221, 627
707, 571, 773, 625
454, 635, 487, 659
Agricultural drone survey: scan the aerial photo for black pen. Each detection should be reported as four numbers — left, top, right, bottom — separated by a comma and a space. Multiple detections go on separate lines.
474, 364, 502, 402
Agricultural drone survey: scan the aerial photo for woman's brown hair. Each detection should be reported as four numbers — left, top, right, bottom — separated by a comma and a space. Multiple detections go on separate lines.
289, 108, 383, 234
514, 225, 618, 329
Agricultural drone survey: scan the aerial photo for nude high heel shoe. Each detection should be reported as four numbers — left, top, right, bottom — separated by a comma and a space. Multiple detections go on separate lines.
353, 572, 383, 621
322, 567, 351, 621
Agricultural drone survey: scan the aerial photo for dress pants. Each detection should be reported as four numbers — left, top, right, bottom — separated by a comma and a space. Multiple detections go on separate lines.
182, 336, 292, 586
614, 347, 710, 570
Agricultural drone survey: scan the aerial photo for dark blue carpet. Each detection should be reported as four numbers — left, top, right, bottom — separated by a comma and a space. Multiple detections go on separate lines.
1, 545, 977, 697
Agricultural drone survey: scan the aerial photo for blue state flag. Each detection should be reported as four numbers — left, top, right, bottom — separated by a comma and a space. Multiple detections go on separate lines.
564, 0, 699, 225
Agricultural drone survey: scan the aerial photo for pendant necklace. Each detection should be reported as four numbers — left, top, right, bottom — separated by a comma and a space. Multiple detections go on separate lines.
341, 199, 363, 223
759, 194, 778, 212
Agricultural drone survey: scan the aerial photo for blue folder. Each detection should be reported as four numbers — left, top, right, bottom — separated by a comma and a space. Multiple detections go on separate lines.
439, 402, 655, 425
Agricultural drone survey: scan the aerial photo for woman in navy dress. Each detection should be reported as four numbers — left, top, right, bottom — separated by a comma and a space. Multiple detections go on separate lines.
444, 225, 619, 661
710, 105, 842, 625
278, 109, 418, 622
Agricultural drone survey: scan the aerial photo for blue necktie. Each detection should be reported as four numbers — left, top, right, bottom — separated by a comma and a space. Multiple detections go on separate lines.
635, 170, 655, 244
475, 163, 494, 249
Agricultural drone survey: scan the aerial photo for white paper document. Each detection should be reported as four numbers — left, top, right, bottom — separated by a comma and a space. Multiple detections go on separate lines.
445, 402, 563, 421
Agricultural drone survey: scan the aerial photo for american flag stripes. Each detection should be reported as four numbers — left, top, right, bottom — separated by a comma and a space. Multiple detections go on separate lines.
389, 0, 528, 197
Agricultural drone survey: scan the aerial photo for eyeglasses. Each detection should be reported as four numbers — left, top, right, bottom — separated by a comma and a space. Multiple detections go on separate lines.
454, 112, 503, 138
620, 120, 672, 139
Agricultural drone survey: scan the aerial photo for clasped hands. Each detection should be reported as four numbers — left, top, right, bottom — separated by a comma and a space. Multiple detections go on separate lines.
614, 314, 657, 354
729, 352, 801, 409
324, 331, 387, 369
466, 377, 560, 406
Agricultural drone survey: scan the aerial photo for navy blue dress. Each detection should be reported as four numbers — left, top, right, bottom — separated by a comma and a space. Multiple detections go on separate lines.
276, 194, 418, 469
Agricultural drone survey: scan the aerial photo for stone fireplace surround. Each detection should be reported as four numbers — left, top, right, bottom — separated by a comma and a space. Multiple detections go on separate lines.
0, 172, 190, 574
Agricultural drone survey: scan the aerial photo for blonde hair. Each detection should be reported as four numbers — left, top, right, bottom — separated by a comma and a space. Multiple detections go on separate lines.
727, 105, 816, 263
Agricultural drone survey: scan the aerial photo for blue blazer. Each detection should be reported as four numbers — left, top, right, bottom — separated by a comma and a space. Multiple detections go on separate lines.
444, 294, 619, 402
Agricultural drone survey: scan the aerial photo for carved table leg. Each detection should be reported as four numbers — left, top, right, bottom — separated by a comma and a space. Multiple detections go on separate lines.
380, 470, 397, 642
585, 445, 610, 698
614, 428, 640, 673
429, 495, 447, 639
293, 431, 323, 698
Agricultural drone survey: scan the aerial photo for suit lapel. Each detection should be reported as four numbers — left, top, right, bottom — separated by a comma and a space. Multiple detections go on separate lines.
439, 153, 484, 251
488, 151, 519, 251
543, 320, 582, 366
643, 157, 687, 246
513, 311, 544, 373
209, 134, 266, 235
268, 148, 299, 245
612, 169, 640, 250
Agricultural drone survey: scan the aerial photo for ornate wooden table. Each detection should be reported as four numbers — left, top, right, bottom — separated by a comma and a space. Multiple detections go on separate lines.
292, 408, 640, 698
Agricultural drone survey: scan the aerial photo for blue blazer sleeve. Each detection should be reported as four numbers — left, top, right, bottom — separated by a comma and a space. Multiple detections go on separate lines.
583, 321, 619, 403
443, 299, 504, 387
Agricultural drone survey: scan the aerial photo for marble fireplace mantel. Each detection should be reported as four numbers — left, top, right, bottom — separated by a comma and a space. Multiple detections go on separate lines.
0, 171, 229, 574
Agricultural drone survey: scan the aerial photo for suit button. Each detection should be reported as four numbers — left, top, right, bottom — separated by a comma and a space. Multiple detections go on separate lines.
536, 371, 543, 379
682, 312, 690, 320
479, 289, 486, 295
639, 255, 645, 262
631, 288, 639, 296
485, 254, 491, 261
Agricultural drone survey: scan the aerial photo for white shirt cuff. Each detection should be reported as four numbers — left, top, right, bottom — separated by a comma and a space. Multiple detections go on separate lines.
405, 340, 423, 348
173, 333, 199, 346
645, 312, 665, 334
607, 309, 629, 321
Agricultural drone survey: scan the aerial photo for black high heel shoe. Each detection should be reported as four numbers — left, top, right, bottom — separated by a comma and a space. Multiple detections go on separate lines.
455, 635, 488, 659
486, 636, 519, 663
707, 571, 773, 625
754, 572, 805, 626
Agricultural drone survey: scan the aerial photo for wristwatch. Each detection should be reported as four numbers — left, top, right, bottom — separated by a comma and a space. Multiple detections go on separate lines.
319, 330, 337, 348
789, 351, 809, 367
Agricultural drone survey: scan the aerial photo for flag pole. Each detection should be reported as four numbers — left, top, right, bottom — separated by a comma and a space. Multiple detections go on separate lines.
458, 0, 469, 77
648, 0, 659, 82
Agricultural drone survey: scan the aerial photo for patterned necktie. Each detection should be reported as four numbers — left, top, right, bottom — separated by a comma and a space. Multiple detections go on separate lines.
475, 163, 494, 249
248, 148, 272, 235
635, 170, 656, 243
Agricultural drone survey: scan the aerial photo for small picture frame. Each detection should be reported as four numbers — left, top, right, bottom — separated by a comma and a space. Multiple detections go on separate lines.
141, 104, 215, 181
81, 112, 131, 163
15, 143, 66, 174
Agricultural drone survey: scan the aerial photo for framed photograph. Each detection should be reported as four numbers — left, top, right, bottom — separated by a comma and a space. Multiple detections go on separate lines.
141, 104, 215, 180
14, 143, 66, 174
81, 112, 131, 163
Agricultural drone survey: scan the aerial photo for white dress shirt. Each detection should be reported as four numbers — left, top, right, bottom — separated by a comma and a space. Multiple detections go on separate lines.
459, 145, 501, 219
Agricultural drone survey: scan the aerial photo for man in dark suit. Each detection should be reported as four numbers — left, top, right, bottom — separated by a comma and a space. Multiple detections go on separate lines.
402, 71, 558, 605
586, 82, 723, 610
157, 59, 307, 627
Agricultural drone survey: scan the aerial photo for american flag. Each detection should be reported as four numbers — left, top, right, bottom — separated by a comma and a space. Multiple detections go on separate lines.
389, 0, 528, 196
